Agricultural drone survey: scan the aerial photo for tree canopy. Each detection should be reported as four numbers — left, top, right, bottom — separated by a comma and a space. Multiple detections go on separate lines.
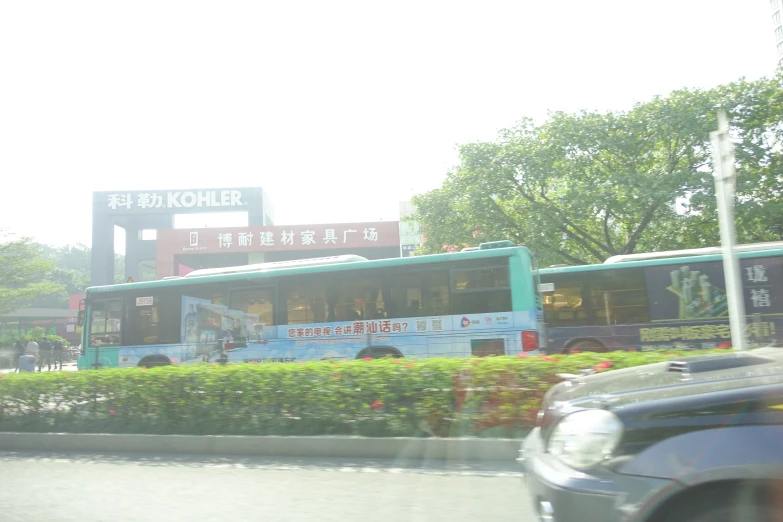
29, 243, 125, 308
413, 72, 783, 266
0, 233, 63, 315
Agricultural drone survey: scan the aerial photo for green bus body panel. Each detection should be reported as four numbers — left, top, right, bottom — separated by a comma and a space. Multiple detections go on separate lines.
509, 252, 535, 312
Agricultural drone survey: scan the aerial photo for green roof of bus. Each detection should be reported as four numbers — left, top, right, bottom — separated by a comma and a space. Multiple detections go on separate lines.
86, 246, 532, 295
539, 247, 783, 276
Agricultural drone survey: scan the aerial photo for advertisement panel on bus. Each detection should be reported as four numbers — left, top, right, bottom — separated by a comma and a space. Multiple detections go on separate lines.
113, 301, 536, 367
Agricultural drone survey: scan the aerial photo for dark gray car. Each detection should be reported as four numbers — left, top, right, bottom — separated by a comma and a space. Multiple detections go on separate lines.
519, 348, 783, 522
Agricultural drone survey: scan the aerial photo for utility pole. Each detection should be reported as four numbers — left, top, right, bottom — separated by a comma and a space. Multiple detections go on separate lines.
710, 111, 746, 351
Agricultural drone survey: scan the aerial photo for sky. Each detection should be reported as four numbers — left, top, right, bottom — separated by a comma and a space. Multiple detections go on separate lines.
0, 0, 778, 249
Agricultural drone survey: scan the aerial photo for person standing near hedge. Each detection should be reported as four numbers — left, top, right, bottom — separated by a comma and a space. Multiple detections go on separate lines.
13, 339, 25, 372
25, 338, 39, 367
38, 336, 52, 372
52, 338, 64, 370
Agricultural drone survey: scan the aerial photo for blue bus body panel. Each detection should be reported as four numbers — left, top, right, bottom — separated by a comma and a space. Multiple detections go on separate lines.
108, 310, 537, 367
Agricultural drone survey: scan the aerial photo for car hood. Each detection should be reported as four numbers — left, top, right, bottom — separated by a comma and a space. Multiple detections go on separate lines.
546, 348, 783, 409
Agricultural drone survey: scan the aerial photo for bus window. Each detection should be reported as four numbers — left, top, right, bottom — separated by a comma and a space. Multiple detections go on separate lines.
589, 269, 649, 325
452, 266, 509, 290
230, 287, 275, 327
123, 295, 171, 345
451, 266, 511, 314
330, 274, 389, 321
89, 299, 122, 347
390, 270, 449, 318
284, 280, 329, 325
541, 277, 588, 327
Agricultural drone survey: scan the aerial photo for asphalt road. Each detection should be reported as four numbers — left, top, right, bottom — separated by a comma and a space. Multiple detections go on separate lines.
0, 452, 532, 522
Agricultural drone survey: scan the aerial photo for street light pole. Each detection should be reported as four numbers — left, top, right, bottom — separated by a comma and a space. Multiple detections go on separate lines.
710, 111, 747, 351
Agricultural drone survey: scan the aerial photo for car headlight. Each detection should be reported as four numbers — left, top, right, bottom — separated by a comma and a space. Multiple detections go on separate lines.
546, 409, 624, 470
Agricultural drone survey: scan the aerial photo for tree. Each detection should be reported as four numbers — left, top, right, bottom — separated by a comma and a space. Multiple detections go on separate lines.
31, 244, 92, 308
413, 73, 783, 266
0, 233, 63, 315
709, 73, 783, 243
28, 243, 126, 307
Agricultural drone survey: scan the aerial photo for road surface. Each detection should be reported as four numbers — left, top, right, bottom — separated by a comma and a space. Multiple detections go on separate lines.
0, 451, 532, 522
0, 361, 78, 374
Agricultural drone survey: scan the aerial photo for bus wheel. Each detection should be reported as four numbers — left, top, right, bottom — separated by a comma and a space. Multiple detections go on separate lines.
564, 339, 606, 353
138, 354, 173, 368
356, 346, 403, 360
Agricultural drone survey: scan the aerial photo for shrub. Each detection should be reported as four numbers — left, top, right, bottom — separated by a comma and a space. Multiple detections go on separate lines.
0, 350, 724, 438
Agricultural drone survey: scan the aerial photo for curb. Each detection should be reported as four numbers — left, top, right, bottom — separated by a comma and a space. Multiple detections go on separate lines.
0, 433, 522, 461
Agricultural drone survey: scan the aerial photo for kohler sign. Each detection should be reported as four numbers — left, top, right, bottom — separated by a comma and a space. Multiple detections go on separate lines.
92, 187, 272, 286
105, 189, 248, 211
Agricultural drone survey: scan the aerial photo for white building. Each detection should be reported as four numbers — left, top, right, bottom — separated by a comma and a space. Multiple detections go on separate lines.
772, 0, 783, 68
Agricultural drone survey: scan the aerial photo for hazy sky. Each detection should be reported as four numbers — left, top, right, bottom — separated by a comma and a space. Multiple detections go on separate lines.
0, 0, 777, 248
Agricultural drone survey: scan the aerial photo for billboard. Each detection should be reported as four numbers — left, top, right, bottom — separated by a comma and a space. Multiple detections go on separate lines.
644, 256, 783, 321
158, 221, 401, 254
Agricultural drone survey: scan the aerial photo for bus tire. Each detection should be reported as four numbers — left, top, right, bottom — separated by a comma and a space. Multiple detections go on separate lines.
356, 346, 403, 360
137, 354, 173, 368
563, 339, 606, 353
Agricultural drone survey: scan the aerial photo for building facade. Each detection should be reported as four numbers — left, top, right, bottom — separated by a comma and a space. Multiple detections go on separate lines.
91, 188, 273, 286
92, 187, 421, 284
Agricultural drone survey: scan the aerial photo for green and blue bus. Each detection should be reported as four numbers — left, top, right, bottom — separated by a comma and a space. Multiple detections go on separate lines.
77, 241, 544, 369
539, 242, 783, 353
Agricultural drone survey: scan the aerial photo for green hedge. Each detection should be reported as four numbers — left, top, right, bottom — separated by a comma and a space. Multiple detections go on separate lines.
0, 350, 726, 438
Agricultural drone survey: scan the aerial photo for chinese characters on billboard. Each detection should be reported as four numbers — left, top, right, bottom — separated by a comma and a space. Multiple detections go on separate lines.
160, 221, 401, 254
641, 256, 781, 347
106, 189, 248, 211
644, 257, 782, 321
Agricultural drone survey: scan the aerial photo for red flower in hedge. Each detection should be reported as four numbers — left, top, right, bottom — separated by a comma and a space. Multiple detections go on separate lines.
594, 361, 613, 370
571, 349, 581, 354
392, 359, 402, 364
363, 357, 373, 361
108, 409, 116, 414
517, 353, 528, 358
370, 400, 383, 410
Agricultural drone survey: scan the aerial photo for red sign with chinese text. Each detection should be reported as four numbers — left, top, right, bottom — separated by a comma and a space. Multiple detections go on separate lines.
157, 221, 400, 254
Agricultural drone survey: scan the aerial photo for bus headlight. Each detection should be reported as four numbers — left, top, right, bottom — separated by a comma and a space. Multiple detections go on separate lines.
546, 410, 623, 470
